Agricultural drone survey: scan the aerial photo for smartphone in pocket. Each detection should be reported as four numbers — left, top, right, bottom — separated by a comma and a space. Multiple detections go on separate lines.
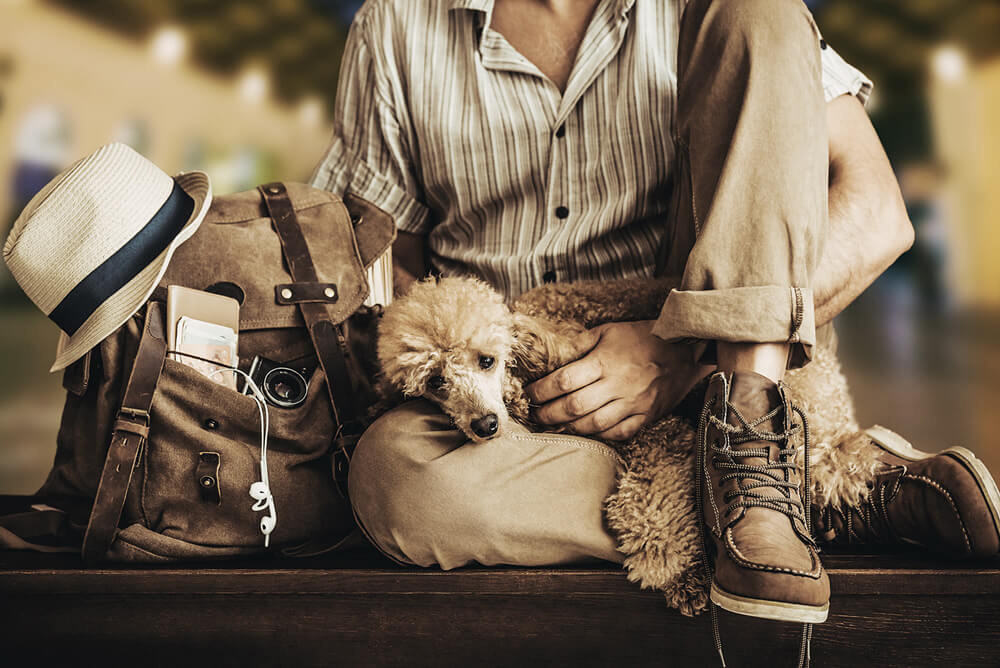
166, 286, 240, 388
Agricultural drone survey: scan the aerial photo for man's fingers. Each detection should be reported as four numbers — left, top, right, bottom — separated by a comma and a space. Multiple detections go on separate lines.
534, 380, 617, 425
526, 354, 603, 405
595, 414, 646, 442
565, 399, 631, 435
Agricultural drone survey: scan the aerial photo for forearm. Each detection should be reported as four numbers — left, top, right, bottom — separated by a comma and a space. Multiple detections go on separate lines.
812, 95, 914, 326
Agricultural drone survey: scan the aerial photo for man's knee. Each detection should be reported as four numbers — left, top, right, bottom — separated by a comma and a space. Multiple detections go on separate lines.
348, 402, 481, 567
683, 0, 820, 62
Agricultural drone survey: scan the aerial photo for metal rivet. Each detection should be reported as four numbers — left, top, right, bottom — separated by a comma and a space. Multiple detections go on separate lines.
203, 418, 219, 430
268, 186, 281, 194
324, 287, 335, 298
280, 288, 293, 300
200, 475, 216, 488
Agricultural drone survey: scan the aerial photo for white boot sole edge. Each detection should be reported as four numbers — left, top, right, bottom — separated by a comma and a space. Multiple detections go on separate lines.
710, 582, 830, 624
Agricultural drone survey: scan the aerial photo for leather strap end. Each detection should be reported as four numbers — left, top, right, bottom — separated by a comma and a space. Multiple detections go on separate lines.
275, 282, 339, 305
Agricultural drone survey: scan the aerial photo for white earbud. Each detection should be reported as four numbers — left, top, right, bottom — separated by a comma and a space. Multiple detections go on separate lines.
210, 367, 278, 548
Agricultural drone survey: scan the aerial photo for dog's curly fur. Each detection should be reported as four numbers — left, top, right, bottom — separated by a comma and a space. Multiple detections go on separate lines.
377, 275, 883, 615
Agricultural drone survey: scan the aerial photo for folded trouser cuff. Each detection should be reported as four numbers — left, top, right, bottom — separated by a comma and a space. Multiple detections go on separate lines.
651, 286, 816, 368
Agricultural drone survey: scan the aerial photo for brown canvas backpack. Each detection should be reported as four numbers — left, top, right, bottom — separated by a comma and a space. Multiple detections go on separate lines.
3, 182, 394, 562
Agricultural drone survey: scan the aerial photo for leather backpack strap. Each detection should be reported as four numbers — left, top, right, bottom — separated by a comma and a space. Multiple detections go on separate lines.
258, 183, 358, 427
81, 302, 167, 563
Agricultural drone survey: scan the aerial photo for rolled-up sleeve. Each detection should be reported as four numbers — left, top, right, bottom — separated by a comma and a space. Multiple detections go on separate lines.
310, 12, 431, 234
820, 42, 873, 105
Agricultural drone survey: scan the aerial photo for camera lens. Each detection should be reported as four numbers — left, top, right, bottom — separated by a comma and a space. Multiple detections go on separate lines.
262, 367, 308, 408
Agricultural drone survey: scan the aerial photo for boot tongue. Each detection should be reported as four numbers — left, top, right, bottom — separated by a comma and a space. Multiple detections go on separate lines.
727, 371, 782, 438
725, 371, 786, 496
722, 372, 813, 567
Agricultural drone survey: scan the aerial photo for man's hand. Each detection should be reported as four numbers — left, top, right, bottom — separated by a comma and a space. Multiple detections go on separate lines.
526, 321, 707, 441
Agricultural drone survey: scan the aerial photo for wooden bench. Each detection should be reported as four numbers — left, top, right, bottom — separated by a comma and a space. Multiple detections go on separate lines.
3, 496, 1000, 667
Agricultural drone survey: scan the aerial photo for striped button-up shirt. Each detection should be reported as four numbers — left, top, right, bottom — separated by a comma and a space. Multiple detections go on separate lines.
312, 0, 872, 299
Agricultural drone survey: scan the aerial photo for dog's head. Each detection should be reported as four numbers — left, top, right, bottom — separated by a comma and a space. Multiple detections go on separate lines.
377, 276, 520, 442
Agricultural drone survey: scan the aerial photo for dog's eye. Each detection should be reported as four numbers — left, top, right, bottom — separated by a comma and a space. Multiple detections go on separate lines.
479, 356, 495, 370
427, 375, 446, 390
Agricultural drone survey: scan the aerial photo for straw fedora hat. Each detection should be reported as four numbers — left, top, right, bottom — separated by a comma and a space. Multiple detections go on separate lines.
3, 142, 212, 371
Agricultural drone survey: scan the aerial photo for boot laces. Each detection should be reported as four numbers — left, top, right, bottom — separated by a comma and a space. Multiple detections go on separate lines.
708, 402, 812, 537
695, 395, 817, 668
820, 466, 901, 545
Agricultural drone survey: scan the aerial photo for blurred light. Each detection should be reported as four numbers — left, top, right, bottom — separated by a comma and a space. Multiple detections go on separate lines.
297, 97, 325, 127
238, 67, 270, 104
931, 45, 967, 83
149, 26, 187, 67
14, 104, 72, 166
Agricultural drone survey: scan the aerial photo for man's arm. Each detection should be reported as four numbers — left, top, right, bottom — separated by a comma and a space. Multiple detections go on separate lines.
528, 94, 914, 440
813, 94, 914, 325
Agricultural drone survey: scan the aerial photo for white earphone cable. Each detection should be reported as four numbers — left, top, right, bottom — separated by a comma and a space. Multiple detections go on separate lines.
208, 367, 277, 547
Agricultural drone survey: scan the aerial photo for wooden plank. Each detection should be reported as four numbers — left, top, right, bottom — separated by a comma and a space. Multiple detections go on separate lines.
2, 589, 998, 667
4, 550, 1000, 596
3, 494, 1000, 666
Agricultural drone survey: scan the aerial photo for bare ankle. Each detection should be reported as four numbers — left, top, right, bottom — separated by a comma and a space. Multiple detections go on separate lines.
716, 342, 790, 383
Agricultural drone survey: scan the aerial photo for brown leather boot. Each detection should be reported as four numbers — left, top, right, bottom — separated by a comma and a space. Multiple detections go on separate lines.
813, 425, 1000, 557
697, 370, 830, 624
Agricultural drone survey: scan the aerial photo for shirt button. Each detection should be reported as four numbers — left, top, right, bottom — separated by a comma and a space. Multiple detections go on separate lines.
555, 206, 569, 219
555, 124, 566, 138
820, 39, 827, 50
542, 270, 557, 283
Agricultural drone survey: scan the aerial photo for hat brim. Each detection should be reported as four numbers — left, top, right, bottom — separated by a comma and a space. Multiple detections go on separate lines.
50, 171, 212, 372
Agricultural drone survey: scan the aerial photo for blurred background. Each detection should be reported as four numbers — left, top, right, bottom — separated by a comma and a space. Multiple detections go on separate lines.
0, 0, 998, 493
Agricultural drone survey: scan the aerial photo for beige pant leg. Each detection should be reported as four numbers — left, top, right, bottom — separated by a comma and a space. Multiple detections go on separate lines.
348, 400, 625, 569
654, 0, 829, 369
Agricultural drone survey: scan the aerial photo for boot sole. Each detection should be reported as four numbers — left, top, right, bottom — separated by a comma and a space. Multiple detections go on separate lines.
710, 582, 830, 623
867, 425, 1000, 544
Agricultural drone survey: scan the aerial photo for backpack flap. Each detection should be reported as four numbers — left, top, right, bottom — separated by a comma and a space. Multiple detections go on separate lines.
344, 192, 397, 271
158, 183, 370, 332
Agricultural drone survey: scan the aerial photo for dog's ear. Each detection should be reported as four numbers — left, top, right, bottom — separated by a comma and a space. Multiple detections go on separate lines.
511, 312, 592, 383
502, 372, 531, 424
510, 312, 553, 382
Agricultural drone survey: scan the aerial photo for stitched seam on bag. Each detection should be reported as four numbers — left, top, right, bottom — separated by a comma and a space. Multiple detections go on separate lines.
137, 441, 150, 527
507, 432, 623, 465
904, 473, 972, 552
207, 197, 333, 225
725, 530, 821, 577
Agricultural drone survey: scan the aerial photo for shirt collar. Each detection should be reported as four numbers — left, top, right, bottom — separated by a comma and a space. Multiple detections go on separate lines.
449, 0, 636, 54
448, 0, 491, 12
449, 0, 635, 18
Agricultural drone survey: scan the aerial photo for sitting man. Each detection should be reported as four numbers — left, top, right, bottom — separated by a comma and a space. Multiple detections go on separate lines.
312, 0, 999, 636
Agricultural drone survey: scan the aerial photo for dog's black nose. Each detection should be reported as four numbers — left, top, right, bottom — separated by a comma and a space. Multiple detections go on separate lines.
471, 414, 499, 438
